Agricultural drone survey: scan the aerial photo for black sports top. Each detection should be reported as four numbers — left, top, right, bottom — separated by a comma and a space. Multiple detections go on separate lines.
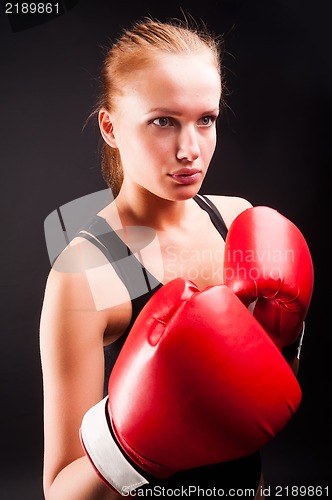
78, 194, 262, 492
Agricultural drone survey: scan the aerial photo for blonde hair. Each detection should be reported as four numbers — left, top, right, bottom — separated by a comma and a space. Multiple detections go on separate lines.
92, 18, 223, 197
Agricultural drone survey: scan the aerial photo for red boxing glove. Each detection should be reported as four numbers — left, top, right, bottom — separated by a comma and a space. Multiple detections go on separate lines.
80, 278, 301, 494
224, 206, 314, 350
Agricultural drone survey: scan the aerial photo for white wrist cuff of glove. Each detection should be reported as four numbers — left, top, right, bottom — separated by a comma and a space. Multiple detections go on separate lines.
80, 396, 149, 494
296, 321, 306, 360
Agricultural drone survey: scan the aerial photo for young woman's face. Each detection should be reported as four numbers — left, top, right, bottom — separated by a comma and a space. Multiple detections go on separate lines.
109, 52, 222, 201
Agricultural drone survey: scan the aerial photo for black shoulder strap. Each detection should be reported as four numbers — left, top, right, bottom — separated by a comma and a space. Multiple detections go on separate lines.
194, 194, 228, 240
77, 216, 161, 299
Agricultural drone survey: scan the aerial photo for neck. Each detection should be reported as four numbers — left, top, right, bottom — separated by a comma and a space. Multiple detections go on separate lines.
115, 182, 194, 231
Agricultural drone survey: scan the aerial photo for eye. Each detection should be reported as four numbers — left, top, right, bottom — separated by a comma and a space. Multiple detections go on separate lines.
198, 116, 217, 127
151, 117, 174, 127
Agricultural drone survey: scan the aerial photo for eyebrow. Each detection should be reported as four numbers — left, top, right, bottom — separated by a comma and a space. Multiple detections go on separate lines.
147, 107, 220, 116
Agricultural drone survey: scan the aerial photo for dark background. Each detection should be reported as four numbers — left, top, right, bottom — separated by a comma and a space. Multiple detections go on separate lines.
0, 0, 329, 498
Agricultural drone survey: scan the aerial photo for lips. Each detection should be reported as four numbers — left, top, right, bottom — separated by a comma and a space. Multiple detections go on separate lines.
168, 168, 202, 185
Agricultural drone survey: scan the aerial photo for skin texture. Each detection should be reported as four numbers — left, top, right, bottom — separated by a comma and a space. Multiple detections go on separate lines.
99, 53, 221, 205
40, 50, 268, 500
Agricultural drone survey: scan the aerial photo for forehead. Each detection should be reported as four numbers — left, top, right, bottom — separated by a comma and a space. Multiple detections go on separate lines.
119, 53, 222, 111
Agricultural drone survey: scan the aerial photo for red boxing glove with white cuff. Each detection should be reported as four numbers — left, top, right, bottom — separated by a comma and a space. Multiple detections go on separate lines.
80, 278, 301, 495
224, 206, 314, 352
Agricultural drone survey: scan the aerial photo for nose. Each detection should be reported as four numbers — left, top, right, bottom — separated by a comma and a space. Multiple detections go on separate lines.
176, 125, 200, 162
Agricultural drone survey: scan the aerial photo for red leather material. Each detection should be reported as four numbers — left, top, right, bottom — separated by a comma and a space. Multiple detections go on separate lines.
108, 278, 302, 477
224, 206, 314, 349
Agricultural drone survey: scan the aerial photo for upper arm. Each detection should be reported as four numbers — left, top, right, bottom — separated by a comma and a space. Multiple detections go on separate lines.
40, 266, 106, 490
40, 238, 130, 492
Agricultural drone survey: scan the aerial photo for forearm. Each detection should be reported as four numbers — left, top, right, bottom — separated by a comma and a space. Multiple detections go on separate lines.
45, 456, 122, 500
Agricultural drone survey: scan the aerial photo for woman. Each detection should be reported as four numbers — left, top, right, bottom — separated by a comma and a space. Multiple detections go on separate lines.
40, 18, 306, 500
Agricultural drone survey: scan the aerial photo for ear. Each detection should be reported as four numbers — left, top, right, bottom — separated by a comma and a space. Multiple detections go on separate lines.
99, 108, 118, 148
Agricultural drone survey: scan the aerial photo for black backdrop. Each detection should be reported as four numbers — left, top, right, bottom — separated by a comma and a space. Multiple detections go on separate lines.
0, 1, 329, 498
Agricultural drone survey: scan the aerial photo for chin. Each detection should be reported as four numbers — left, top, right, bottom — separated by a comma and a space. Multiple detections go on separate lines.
144, 180, 203, 203
172, 184, 203, 201
152, 189, 198, 203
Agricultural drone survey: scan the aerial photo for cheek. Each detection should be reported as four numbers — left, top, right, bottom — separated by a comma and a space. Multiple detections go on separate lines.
201, 131, 217, 159
117, 127, 146, 160
139, 130, 173, 161
120, 131, 166, 177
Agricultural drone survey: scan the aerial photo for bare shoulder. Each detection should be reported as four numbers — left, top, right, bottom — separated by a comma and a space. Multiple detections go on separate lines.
205, 195, 253, 228
40, 236, 109, 349
43, 234, 131, 327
